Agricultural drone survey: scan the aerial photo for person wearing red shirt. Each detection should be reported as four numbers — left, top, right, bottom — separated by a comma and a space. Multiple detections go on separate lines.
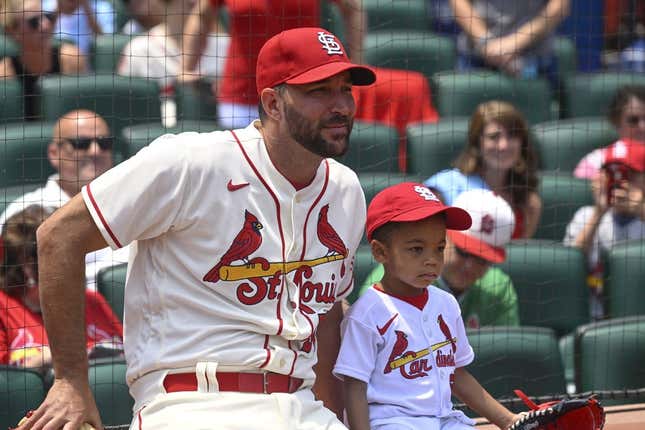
0, 205, 123, 370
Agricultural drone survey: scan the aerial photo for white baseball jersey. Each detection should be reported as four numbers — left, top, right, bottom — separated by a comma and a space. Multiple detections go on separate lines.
81, 121, 365, 410
334, 285, 475, 427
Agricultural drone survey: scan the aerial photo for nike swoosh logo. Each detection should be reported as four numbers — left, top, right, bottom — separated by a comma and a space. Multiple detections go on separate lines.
227, 180, 249, 191
377, 313, 399, 336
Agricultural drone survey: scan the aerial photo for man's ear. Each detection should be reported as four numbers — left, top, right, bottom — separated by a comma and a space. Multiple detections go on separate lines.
260, 87, 283, 121
370, 239, 388, 264
47, 141, 60, 171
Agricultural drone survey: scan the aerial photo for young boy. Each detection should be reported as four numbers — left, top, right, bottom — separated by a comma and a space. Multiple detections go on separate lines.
334, 182, 521, 430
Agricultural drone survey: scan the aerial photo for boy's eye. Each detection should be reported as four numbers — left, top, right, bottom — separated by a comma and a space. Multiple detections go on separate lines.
438, 245, 446, 253
409, 246, 423, 254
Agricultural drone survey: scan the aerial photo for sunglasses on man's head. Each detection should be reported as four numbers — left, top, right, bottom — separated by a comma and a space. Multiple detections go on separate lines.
454, 246, 490, 266
26, 12, 56, 30
61, 136, 113, 150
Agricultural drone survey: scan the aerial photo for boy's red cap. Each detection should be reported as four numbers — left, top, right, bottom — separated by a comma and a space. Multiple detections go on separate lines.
366, 182, 472, 241
256, 27, 376, 95
602, 138, 645, 172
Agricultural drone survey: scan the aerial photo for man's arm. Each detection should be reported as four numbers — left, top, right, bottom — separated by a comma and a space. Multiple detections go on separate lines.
20, 194, 109, 430
181, 0, 218, 79
312, 301, 344, 420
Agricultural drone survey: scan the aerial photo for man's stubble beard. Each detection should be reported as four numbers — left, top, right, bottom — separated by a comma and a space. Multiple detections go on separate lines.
284, 103, 353, 158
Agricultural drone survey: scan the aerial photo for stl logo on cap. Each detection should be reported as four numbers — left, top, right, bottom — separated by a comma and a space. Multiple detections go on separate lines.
317, 31, 344, 55
480, 214, 495, 235
414, 185, 439, 202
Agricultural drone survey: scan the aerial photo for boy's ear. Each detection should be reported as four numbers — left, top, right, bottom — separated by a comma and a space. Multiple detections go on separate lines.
370, 239, 388, 264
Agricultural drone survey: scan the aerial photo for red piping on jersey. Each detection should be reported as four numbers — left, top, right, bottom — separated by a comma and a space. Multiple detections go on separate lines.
231, 130, 287, 341
299, 160, 329, 261
86, 183, 122, 248
337, 277, 354, 297
137, 406, 145, 429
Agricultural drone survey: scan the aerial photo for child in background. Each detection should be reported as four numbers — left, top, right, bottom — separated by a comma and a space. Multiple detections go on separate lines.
334, 182, 522, 430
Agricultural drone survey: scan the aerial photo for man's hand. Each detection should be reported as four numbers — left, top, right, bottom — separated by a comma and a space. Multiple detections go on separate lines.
478, 36, 522, 76
17, 378, 103, 430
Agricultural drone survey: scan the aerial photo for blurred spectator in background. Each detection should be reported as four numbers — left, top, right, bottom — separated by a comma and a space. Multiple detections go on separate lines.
0, 110, 128, 290
565, 138, 645, 319
120, 0, 165, 34
574, 85, 645, 180
118, 0, 229, 126
425, 100, 542, 238
0, 0, 87, 120
357, 189, 519, 329
450, 0, 570, 85
0, 205, 123, 371
43, 0, 115, 56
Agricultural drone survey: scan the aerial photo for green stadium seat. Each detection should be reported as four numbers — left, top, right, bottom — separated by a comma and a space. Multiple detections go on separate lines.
0, 32, 19, 58
563, 73, 645, 118
0, 122, 56, 187
89, 360, 134, 426
346, 245, 377, 304
433, 71, 552, 125
603, 240, 645, 318
0, 183, 41, 216
406, 117, 469, 176
497, 241, 590, 336
175, 81, 219, 122
559, 332, 576, 394
553, 36, 577, 80
364, 31, 456, 82
358, 171, 424, 206
535, 172, 593, 242
341, 121, 399, 173
0, 366, 46, 429
106, 0, 130, 31
574, 316, 645, 402
38, 75, 161, 154
362, 0, 430, 32
466, 326, 566, 399
90, 33, 134, 73
120, 120, 222, 158
97, 263, 128, 323
531, 117, 618, 172
0, 80, 25, 124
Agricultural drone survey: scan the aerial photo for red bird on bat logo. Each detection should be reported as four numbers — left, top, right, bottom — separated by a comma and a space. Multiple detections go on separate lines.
384, 330, 409, 374
203, 210, 263, 283
437, 314, 456, 353
317, 204, 347, 257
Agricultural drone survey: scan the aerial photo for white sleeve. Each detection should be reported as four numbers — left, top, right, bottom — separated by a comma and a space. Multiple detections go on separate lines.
563, 205, 593, 246
81, 134, 192, 249
333, 314, 380, 383
453, 299, 475, 368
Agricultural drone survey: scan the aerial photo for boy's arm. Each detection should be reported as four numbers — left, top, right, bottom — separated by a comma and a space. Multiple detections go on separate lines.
452, 367, 520, 429
343, 376, 371, 430
313, 302, 344, 420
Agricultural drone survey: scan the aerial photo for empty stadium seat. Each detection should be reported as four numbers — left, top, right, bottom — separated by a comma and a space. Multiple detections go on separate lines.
467, 326, 566, 399
0, 122, 56, 187
97, 263, 128, 323
0, 366, 46, 429
341, 121, 399, 173
603, 240, 645, 318
361, 0, 430, 32
90, 33, 134, 73
497, 241, 590, 336
120, 121, 222, 158
0, 80, 24, 124
0, 184, 41, 216
433, 71, 552, 125
531, 117, 618, 172
553, 36, 577, 79
89, 360, 134, 426
38, 75, 161, 151
575, 316, 645, 403
563, 73, 645, 118
175, 81, 219, 122
535, 172, 593, 241
358, 172, 424, 205
364, 31, 456, 82
406, 117, 469, 176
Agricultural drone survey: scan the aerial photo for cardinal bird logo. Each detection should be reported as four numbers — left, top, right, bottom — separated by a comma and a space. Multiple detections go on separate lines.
437, 314, 457, 353
384, 330, 409, 373
203, 210, 263, 283
317, 204, 347, 257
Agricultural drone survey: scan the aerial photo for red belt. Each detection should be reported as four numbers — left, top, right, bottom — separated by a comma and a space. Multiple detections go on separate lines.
163, 372, 304, 394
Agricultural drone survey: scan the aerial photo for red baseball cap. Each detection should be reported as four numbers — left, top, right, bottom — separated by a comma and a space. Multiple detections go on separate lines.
366, 182, 472, 241
602, 138, 645, 172
256, 27, 376, 95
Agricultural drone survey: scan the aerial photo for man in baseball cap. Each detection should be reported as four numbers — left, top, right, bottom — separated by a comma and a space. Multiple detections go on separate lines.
565, 137, 645, 319
358, 188, 520, 329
